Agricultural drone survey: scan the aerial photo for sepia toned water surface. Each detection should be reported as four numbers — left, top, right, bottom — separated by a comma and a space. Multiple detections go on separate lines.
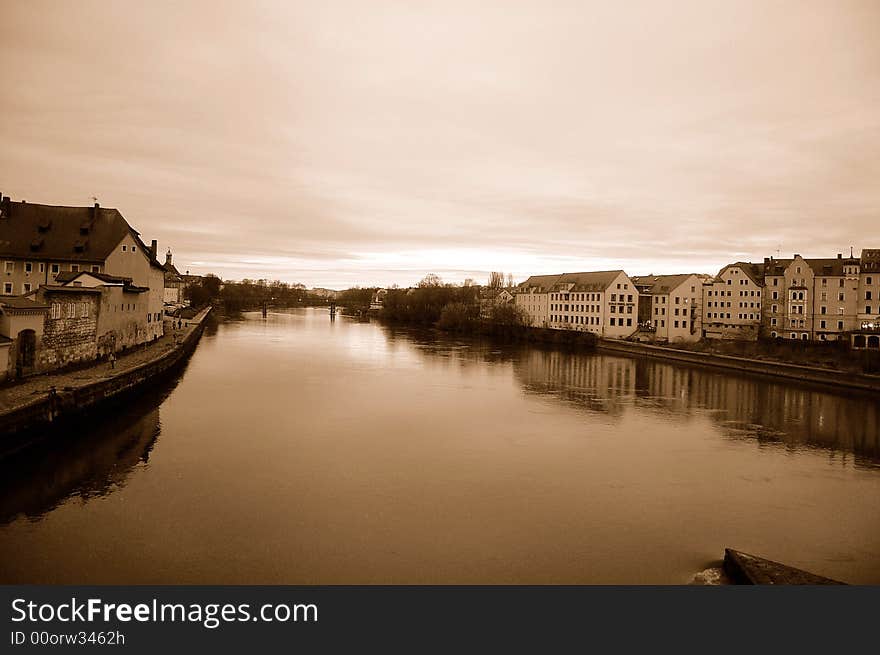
1, 308, 879, 584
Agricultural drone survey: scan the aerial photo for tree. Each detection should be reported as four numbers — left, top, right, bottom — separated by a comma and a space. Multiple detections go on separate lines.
418, 273, 443, 288
488, 271, 504, 289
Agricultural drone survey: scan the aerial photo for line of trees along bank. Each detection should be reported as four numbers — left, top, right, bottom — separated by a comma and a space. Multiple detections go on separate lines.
375, 274, 597, 347
184, 276, 334, 312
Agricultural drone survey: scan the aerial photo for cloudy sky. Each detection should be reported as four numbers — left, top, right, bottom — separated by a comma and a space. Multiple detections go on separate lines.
1, 1, 878, 288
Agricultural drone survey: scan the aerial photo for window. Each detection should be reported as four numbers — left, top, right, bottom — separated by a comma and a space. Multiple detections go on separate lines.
66, 303, 75, 318
91, 265, 100, 273
820, 320, 826, 329
132, 246, 136, 253
868, 306, 874, 315
820, 306, 826, 314
25, 262, 33, 274
867, 277, 873, 285
22, 283, 31, 293
3, 282, 12, 294
4, 261, 13, 273
122, 245, 127, 252
771, 318, 777, 326
867, 291, 873, 300
71, 264, 79, 272
771, 331, 777, 338
838, 321, 844, 330
81, 302, 89, 318
39, 263, 45, 273
51, 264, 60, 274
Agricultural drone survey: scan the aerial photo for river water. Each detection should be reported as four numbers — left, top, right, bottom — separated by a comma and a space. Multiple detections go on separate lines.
1, 308, 879, 584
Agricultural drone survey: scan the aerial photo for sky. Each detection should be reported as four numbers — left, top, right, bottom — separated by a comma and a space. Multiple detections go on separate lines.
1, 0, 879, 289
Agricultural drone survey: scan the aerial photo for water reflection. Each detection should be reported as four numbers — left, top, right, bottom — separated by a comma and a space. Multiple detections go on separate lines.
0, 406, 159, 525
0, 364, 191, 525
379, 328, 880, 467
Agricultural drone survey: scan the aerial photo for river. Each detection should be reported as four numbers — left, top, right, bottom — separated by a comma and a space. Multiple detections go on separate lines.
1, 307, 878, 584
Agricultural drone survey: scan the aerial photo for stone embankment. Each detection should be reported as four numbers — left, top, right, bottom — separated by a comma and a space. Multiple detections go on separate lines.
597, 338, 880, 392
0, 307, 212, 442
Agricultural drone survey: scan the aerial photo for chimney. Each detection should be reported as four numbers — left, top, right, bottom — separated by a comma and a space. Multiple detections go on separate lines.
838, 253, 842, 259
763, 257, 770, 265
165, 248, 173, 266
91, 201, 99, 222
150, 239, 158, 259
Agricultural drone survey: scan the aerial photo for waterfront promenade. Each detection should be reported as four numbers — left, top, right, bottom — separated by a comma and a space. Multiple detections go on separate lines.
0, 308, 211, 416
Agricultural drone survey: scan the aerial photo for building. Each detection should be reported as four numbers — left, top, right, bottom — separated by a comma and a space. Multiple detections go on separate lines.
163, 249, 184, 304
46, 271, 160, 354
630, 274, 704, 343
0, 296, 49, 380
0, 194, 166, 379
762, 253, 859, 341
702, 262, 765, 340
515, 270, 639, 338
479, 288, 514, 318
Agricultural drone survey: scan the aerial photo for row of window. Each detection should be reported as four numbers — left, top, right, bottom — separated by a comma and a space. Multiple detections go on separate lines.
3, 261, 101, 275
548, 315, 634, 328
49, 302, 90, 319
3, 282, 32, 294
707, 312, 759, 321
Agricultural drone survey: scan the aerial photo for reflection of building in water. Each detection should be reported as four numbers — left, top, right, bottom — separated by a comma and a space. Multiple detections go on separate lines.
510, 346, 880, 463
0, 406, 160, 525
513, 350, 637, 417
689, 375, 880, 461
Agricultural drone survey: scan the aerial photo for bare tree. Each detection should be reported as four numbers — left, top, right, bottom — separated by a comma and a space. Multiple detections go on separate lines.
506, 273, 514, 288
488, 271, 504, 289
418, 273, 443, 288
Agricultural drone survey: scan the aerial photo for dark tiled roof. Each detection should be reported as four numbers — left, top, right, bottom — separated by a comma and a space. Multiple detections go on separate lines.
518, 270, 625, 293
713, 262, 766, 286
630, 274, 699, 295
0, 199, 166, 271
763, 256, 859, 277
39, 285, 103, 294
58, 270, 132, 285
0, 295, 49, 310
0, 201, 129, 262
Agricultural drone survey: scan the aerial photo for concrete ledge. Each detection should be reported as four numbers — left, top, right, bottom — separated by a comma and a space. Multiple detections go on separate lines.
724, 549, 846, 585
597, 339, 880, 392
0, 307, 212, 440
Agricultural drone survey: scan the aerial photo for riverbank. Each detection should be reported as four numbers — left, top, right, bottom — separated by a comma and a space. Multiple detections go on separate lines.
378, 317, 600, 349
0, 307, 212, 447
598, 338, 880, 392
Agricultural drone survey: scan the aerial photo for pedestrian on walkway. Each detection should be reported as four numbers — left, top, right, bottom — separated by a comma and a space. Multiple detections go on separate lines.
109, 352, 116, 370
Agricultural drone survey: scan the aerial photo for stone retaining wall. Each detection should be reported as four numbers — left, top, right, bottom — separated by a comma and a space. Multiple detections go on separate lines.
597, 338, 880, 392
0, 308, 211, 440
